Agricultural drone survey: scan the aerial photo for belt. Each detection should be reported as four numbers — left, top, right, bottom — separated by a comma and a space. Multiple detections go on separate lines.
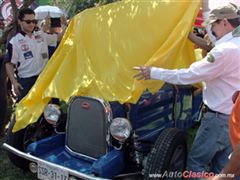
202, 104, 227, 116
18, 75, 38, 80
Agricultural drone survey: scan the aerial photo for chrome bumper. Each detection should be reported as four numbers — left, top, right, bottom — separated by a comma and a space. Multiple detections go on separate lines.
2, 143, 109, 180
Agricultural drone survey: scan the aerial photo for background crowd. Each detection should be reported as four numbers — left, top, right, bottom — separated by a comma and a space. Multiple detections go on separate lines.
0, 7, 68, 137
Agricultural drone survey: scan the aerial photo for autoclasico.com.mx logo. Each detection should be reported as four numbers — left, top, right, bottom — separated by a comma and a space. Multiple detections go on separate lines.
148, 171, 235, 179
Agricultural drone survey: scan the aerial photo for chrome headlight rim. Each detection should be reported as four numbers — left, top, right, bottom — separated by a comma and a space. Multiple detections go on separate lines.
110, 117, 132, 142
43, 104, 61, 125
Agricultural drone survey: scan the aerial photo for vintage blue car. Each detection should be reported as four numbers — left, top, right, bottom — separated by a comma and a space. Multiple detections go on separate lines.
3, 83, 201, 179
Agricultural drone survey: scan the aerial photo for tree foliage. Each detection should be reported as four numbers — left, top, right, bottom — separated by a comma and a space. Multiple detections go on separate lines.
49, 0, 120, 18
9, 0, 119, 19
7, 0, 119, 41
8, 0, 35, 41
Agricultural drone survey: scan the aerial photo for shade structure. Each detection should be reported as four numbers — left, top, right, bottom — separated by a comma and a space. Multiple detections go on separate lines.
34, 5, 66, 20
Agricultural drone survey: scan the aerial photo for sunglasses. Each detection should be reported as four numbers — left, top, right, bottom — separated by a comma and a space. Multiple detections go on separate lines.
22, 19, 38, 24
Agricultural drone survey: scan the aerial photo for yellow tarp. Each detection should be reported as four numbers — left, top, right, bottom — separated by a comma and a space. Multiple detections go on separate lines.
13, 0, 200, 132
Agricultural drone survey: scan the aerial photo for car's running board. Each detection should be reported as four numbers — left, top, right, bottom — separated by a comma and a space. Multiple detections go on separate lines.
2, 143, 110, 180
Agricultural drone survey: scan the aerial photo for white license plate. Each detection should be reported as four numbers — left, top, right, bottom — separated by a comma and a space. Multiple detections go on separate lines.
38, 161, 69, 180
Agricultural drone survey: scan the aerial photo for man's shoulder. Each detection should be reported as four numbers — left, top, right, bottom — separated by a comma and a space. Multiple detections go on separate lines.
34, 30, 54, 36
10, 33, 25, 44
34, 30, 57, 40
12, 32, 25, 38
209, 40, 240, 59
215, 38, 240, 50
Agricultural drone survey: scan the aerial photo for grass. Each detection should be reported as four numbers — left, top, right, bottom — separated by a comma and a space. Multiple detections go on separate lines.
0, 95, 36, 179
0, 134, 36, 180
0, 93, 36, 179
186, 123, 199, 150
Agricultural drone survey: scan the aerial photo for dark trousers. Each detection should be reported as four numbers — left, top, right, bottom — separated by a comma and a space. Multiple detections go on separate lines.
17, 76, 38, 102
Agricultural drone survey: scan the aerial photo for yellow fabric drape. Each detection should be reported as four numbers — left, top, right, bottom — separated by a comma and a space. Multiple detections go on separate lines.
13, 0, 200, 132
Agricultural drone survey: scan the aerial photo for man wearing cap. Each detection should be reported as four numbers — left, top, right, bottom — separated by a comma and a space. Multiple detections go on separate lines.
133, 3, 240, 174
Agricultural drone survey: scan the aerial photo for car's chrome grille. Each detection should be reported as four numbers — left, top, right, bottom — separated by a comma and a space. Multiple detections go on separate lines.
66, 96, 108, 159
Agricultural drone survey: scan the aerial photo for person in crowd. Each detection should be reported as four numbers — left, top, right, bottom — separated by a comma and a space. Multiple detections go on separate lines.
0, 15, 5, 65
188, 30, 213, 53
0, 16, 6, 136
40, 15, 68, 58
0, 16, 5, 45
0, 17, 15, 134
189, 28, 209, 60
229, 90, 240, 150
0, 17, 5, 63
133, 3, 240, 174
188, 0, 215, 54
4, 8, 58, 101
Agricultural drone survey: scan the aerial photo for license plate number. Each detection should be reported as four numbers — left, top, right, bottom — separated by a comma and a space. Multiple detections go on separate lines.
38, 161, 69, 180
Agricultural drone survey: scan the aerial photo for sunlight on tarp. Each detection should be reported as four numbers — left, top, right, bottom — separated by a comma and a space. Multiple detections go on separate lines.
13, 0, 200, 132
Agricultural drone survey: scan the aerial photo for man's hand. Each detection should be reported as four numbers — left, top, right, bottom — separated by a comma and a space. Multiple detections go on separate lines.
13, 82, 23, 96
45, 15, 51, 27
60, 16, 68, 26
224, 144, 240, 175
232, 91, 240, 103
133, 66, 151, 80
210, 145, 240, 180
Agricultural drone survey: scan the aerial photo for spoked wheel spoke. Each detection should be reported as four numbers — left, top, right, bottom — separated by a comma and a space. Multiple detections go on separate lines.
169, 145, 185, 171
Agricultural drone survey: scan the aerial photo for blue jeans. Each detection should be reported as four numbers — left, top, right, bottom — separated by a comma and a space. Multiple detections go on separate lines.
187, 112, 232, 175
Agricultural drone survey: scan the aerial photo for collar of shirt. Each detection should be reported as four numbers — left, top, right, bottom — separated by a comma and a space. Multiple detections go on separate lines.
20, 30, 26, 36
232, 25, 240, 37
215, 31, 233, 46
20, 30, 37, 37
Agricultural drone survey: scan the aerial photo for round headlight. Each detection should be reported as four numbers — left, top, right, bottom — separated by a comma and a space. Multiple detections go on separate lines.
44, 104, 61, 125
110, 118, 132, 142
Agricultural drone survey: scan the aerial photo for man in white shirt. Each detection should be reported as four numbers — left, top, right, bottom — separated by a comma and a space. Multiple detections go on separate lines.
5, 8, 58, 101
133, 3, 240, 174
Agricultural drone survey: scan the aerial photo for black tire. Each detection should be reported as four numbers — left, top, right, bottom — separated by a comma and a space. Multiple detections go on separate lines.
144, 128, 187, 180
6, 118, 31, 171
7, 116, 54, 171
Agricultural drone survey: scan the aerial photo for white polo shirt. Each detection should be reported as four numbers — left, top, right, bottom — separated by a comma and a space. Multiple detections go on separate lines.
150, 31, 240, 115
9, 31, 57, 78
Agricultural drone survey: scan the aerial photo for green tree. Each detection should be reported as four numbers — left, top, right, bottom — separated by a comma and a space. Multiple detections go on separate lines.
7, 0, 120, 39
49, 0, 120, 18
9, 0, 35, 41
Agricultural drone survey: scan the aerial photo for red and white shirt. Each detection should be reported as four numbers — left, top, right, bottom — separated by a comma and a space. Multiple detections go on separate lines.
7, 30, 57, 78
